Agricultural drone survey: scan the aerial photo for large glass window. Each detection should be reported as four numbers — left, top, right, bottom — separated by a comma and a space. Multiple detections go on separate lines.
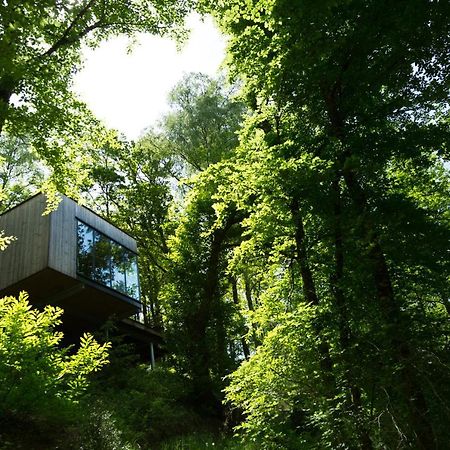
76, 220, 140, 301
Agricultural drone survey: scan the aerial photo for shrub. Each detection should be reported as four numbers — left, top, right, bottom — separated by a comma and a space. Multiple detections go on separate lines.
0, 292, 110, 446
89, 362, 209, 448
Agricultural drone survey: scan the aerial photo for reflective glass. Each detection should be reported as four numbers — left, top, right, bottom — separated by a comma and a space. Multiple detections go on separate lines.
124, 251, 139, 299
77, 222, 94, 278
76, 220, 140, 301
93, 232, 112, 287
111, 241, 127, 295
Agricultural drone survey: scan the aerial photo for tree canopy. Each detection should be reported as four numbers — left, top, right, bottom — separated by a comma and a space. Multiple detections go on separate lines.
0, 0, 192, 196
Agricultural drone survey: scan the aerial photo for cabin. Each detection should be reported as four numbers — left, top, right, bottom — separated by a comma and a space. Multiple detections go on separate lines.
0, 193, 161, 362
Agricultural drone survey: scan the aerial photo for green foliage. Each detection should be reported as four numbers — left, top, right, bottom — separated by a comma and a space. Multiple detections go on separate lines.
0, 0, 192, 201
88, 364, 208, 447
192, 1, 450, 448
83, 73, 246, 340
161, 164, 248, 411
2, 2, 449, 447
160, 432, 255, 449
226, 304, 322, 449
164, 72, 245, 173
0, 292, 110, 418
0, 231, 15, 251
0, 0, 190, 137
73, 404, 137, 450
0, 134, 44, 212
82, 133, 174, 330
76, 334, 219, 449
79, 73, 247, 415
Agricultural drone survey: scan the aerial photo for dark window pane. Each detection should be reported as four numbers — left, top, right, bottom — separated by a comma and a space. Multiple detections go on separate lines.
93, 232, 112, 287
124, 251, 139, 300
77, 222, 94, 278
111, 241, 126, 295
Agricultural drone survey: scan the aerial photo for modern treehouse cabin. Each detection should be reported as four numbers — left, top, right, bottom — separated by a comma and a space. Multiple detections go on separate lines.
0, 193, 161, 362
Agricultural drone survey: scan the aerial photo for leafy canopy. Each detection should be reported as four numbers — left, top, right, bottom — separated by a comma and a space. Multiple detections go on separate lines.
0, 0, 192, 197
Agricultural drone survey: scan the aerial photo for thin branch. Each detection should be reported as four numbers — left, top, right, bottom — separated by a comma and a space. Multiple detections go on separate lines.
42, 0, 98, 57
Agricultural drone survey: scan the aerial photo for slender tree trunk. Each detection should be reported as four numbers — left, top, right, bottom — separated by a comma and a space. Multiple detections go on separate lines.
215, 299, 229, 377
244, 275, 256, 311
243, 275, 261, 348
290, 199, 336, 389
148, 276, 164, 330
148, 293, 158, 327
142, 295, 149, 325
231, 277, 250, 359
153, 292, 164, 330
324, 91, 434, 449
331, 175, 374, 450
441, 294, 450, 316
0, 71, 18, 135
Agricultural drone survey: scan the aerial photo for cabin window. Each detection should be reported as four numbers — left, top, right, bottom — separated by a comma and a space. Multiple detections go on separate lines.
76, 220, 140, 301
77, 222, 94, 276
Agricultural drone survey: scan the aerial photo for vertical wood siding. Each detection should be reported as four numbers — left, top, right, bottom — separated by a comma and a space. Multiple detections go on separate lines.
48, 195, 77, 277
0, 195, 50, 291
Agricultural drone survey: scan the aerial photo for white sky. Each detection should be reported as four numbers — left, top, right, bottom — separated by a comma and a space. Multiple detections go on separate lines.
72, 14, 226, 141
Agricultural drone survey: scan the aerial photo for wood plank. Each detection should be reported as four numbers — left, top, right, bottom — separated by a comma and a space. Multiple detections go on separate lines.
0, 194, 50, 291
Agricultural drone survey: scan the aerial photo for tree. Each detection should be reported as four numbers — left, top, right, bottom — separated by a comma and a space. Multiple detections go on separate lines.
0, 0, 190, 136
162, 167, 243, 414
197, 1, 450, 448
163, 72, 245, 173
0, 133, 43, 212
81, 73, 248, 413
0, 0, 192, 200
83, 73, 245, 331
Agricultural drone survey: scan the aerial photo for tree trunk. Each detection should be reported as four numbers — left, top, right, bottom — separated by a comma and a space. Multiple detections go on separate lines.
243, 275, 261, 348
324, 89, 434, 449
331, 175, 374, 450
186, 215, 239, 416
231, 277, 251, 359
290, 199, 335, 389
244, 275, 256, 311
343, 167, 434, 449
0, 82, 13, 135
188, 227, 225, 414
291, 198, 360, 446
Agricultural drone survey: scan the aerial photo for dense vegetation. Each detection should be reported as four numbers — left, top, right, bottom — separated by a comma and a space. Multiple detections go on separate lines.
1, 1, 449, 449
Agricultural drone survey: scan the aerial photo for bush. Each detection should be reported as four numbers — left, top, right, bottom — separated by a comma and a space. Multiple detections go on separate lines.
88, 361, 212, 449
0, 292, 110, 447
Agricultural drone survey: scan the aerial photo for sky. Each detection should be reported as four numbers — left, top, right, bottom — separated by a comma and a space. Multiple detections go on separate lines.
72, 14, 226, 141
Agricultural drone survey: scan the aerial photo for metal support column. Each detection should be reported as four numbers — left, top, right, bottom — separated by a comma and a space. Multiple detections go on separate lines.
150, 341, 155, 369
